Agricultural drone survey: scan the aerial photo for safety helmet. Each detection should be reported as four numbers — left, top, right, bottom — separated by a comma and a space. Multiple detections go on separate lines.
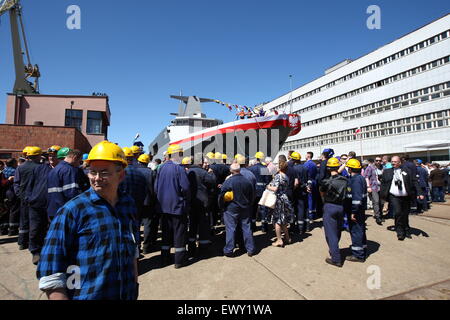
138, 154, 150, 164
131, 145, 141, 154
57, 147, 71, 159
214, 152, 222, 160
255, 152, 265, 160
222, 154, 228, 160
27, 146, 42, 157
323, 148, 335, 157
224, 191, 234, 202
122, 147, 133, 158
346, 159, 361, 169
291, 152, 301, 161
47, 145, 61, 154
206, 152, 215, 159
235, 155, 246, 165
416, 159, 423, 164
181, 157, 192, 165
327, 157, 340, 168
86, 141, 128, 167
22, 146, 32, 156
167, 144, 183, 155
82, 153, 89, 161
234, 154, 243, 159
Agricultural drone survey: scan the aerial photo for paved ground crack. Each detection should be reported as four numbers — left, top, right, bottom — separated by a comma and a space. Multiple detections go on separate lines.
0, 282, 25, 300
252, 257, 308, 300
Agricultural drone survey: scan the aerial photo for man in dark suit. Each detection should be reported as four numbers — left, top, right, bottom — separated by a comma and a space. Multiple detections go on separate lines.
380, 156, 424, 241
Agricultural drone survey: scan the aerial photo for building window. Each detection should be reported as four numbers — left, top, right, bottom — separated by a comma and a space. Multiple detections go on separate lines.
65, 109, 83, 131
0, 153, 12, 160
87, 111, 104, 134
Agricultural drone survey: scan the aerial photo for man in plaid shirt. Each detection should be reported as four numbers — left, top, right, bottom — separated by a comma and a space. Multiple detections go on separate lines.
37, 141, 140, 300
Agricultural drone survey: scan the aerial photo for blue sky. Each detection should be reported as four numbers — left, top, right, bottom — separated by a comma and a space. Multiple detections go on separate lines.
0, 0, 449, 149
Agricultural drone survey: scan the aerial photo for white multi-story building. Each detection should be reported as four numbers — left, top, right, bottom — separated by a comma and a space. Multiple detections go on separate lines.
264, 14, 450, 163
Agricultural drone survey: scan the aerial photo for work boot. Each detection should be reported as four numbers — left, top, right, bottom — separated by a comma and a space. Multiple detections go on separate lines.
19, 244, 28, 251
32, 253, 40, 265
345, 255, 365, 263
325, 258, 342, 268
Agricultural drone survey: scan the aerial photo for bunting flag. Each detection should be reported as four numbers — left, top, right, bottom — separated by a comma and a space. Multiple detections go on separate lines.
212, 99, 268, 116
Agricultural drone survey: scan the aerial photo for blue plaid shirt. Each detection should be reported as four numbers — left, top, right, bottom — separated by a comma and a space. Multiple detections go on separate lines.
2, 166, 16, 179
37, 188, 139, 300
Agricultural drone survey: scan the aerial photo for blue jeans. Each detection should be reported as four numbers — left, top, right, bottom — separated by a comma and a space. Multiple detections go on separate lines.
432, 187, 445, 202
223, 211, 255, 254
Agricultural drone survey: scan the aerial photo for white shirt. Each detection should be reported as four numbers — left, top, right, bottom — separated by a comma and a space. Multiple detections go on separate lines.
390, 168, 408, 197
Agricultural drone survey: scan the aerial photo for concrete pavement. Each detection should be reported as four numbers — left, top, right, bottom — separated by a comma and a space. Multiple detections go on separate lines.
1, 196, 449, 300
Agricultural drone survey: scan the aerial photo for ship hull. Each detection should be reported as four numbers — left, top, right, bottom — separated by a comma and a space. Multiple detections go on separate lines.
149, 114, 301, 160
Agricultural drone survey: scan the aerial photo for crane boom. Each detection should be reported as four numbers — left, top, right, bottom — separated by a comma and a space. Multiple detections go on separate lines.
0, 0, 18, 16
0, 0, 40, 94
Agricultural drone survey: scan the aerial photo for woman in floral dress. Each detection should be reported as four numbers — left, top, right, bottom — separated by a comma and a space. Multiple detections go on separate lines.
266, 160, 295, 247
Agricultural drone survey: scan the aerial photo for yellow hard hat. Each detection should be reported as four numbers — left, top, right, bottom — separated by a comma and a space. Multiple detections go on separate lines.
234, 153, 243, 159
235, 155, 246, 165
206, 152, 215, 159
224, 191, 234, 202
48, 145, 61, 153
27, 146, 42, 156
255, 152, 265, 160
86, 141, 128, 167
130, 146, 141, 154
327, 157, 340, 168
138, 154, 150, 164
346, 158, 361, 169
167, 144, 183, 155
222, 154, 228, 160
182, 157, 192, 165
214, 152, 222, 160
291, 152, 301, 161
122, 147, 133, 158
22, 146, 32, 155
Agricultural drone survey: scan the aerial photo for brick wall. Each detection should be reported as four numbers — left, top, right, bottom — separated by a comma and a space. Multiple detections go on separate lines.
0, 124, 92, 159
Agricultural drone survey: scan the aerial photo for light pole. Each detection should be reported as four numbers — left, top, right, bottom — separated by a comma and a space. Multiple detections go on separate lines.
289, 75, 293, 114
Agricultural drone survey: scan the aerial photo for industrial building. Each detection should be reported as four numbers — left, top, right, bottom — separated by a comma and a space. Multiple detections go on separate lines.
264, 14, 450, 162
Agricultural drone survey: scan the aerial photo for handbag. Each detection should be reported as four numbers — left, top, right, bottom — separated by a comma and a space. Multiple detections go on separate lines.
259, 189, 277, 209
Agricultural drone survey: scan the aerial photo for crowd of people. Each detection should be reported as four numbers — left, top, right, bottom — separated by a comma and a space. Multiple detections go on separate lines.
0, 142, 448, 300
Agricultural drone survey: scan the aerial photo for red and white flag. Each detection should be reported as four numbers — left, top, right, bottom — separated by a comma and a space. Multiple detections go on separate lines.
354, 127, 361, 135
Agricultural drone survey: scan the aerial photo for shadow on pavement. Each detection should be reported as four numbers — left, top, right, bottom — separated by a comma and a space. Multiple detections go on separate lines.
0, 236, 18, 245
339, 239, 381, 265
